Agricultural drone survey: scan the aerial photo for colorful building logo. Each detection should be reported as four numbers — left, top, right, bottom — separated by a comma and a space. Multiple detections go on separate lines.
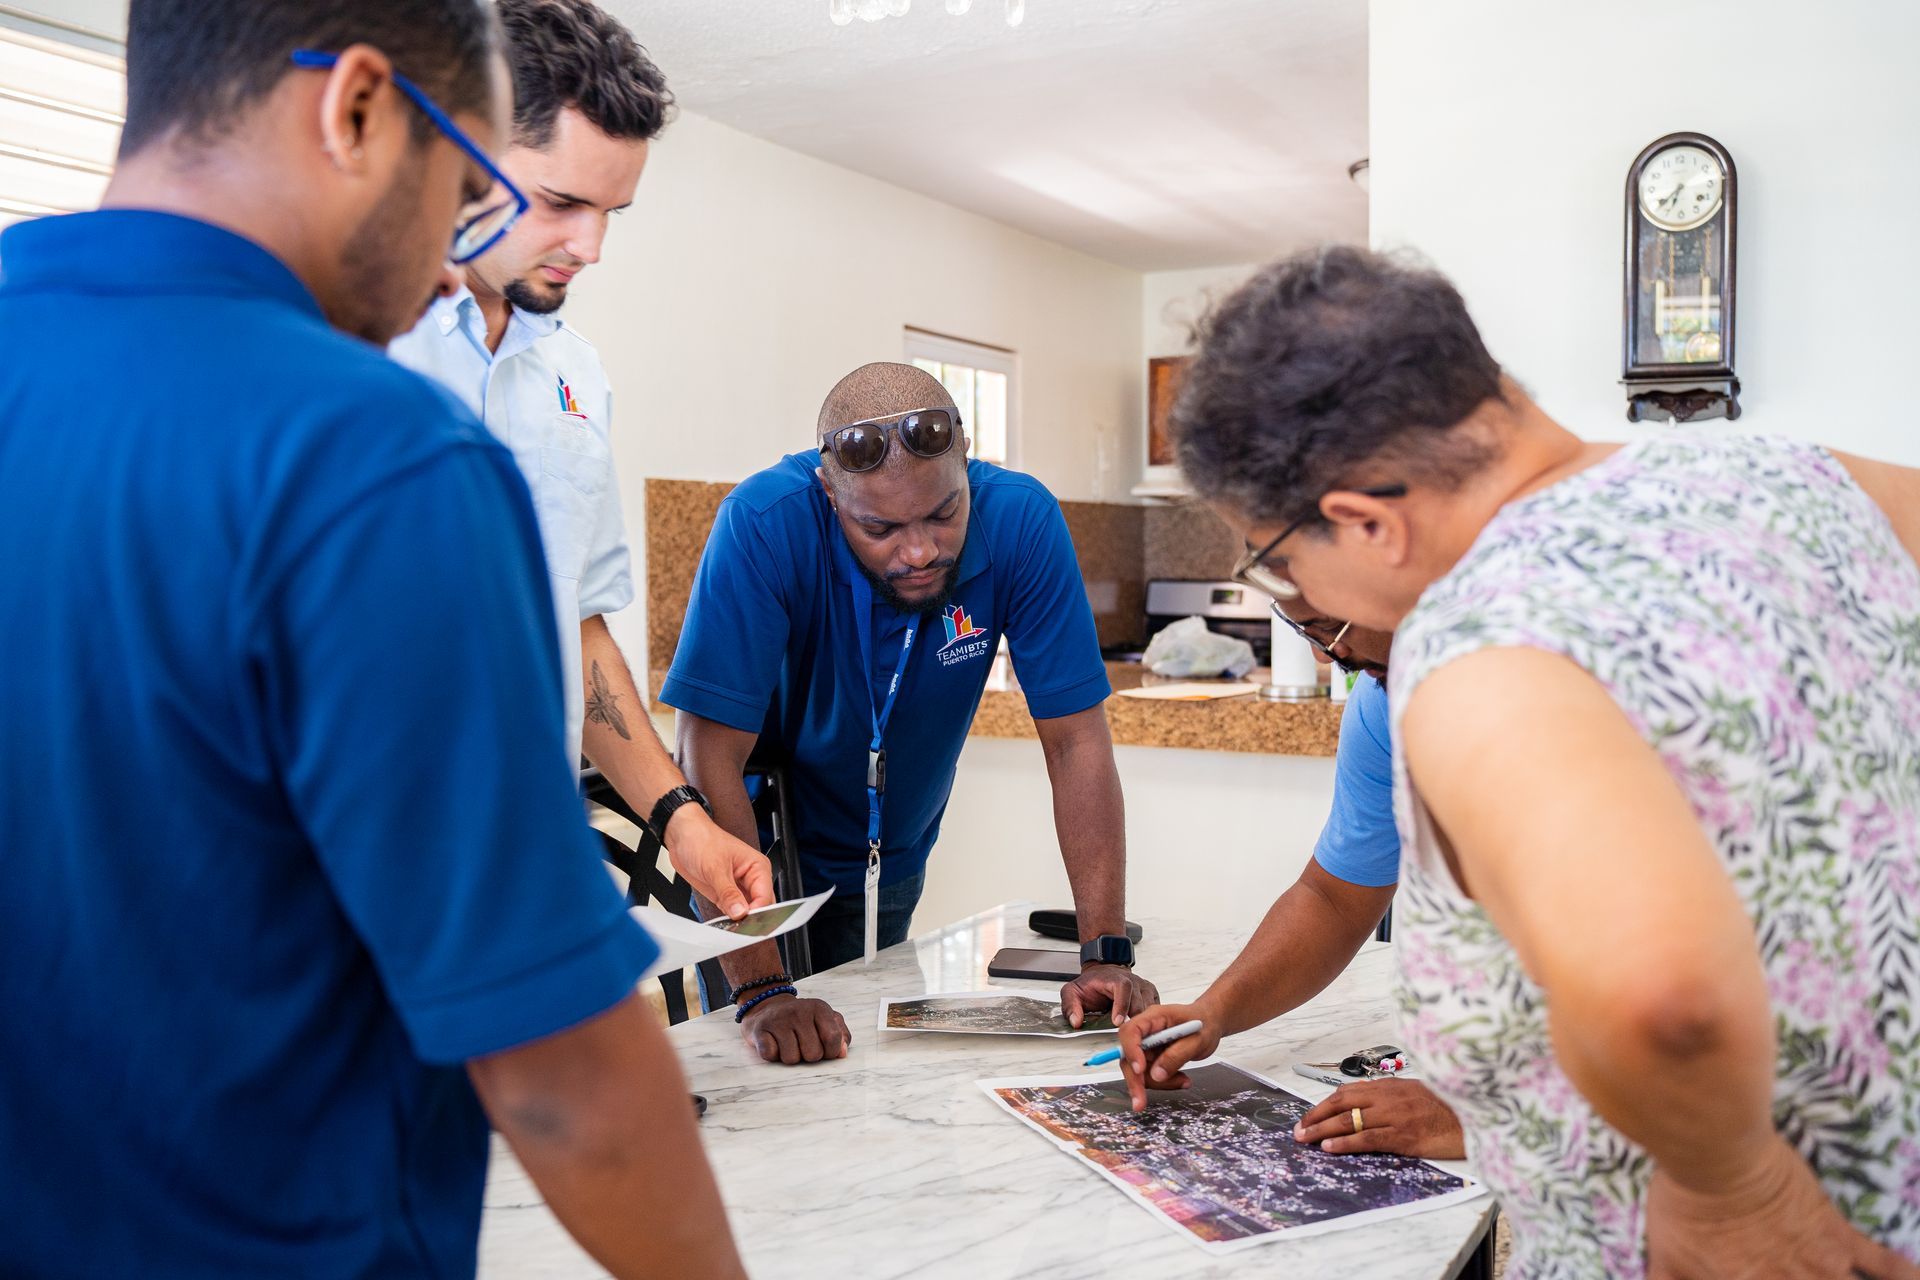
556, 374, 588, 418
937, 602, 993, 666
942, 603, 983, 646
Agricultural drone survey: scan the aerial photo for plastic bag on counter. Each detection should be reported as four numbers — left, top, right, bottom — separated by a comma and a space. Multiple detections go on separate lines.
1142, 615, 1256, 679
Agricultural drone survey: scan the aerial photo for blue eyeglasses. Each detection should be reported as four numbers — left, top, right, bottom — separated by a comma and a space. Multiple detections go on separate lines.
289, 49, 528, 264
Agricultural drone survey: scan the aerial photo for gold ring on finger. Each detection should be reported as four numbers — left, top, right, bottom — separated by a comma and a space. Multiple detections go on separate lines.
1351, 1107, 1364, 1134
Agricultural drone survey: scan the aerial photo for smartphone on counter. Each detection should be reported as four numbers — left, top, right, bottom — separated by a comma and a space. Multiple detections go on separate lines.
987, 947, 1083, 982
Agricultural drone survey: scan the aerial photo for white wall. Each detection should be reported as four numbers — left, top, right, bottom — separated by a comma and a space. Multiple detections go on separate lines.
1370, 0, 1920, 463
562, 110, 1145, 666
1143, 263, 1258, 359
915, 734, 1336, 939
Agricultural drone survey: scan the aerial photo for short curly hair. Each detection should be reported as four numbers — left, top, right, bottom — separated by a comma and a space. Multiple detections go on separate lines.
498, 0, 674, 148
1172, 245, 1505, 528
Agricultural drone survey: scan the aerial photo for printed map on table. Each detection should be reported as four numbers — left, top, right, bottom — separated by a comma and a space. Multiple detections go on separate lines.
880, 991, 1115, 1038
978, 1061, 1481, 1254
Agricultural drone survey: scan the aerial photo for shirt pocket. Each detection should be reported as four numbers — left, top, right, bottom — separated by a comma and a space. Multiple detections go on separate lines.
535, 442, 608, 582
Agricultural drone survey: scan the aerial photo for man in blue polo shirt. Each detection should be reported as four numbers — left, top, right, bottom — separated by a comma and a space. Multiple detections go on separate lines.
1113, 608, 1465, 1158
665, 362, 1159, 1064
0, 2, 740, 1275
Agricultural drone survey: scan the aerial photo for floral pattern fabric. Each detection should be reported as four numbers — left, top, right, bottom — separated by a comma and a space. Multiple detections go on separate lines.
1387, 435, 1920, 1278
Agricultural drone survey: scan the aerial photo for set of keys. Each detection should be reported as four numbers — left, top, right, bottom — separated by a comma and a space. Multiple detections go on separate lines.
1292, 1044, 1409, 1088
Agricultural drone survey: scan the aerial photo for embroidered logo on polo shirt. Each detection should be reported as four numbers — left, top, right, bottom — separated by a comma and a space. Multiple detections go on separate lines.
937, 603, 993, 666
555, 374, 588, 420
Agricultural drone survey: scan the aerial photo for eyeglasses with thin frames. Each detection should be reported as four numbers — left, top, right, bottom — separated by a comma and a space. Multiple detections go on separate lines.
289, 49, 530, 265
1229, 483, 1409, 604
1270, 605, 1353, 661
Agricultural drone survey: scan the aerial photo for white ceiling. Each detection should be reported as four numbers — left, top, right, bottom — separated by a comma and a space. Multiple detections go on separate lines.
18, 0, 1369, 271
608, 0, 1368, 271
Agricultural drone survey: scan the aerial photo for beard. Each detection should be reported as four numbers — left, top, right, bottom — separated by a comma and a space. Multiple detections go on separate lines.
504, 275, 567, 315
338, 160, 435, 344
857, 555, 960, 616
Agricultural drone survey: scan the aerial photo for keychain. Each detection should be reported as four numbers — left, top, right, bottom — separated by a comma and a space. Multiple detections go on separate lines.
1303, 1044, 1409, 1078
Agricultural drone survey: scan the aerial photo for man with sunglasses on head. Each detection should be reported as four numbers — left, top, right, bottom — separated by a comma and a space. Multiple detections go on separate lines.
0, 1, 744, 1275
663, 362, 1159, 1065
391, 0, 772, 921
1112, 588, 1466, 1160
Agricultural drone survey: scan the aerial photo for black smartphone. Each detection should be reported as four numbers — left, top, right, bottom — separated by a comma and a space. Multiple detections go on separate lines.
987, 947, 1082, 982
1027, 910, 1143, 945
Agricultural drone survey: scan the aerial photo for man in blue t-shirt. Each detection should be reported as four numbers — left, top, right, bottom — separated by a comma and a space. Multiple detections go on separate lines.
1113, 608, 1465, 1158
0, 3, 740, 1275
663, 362, 1159, 1064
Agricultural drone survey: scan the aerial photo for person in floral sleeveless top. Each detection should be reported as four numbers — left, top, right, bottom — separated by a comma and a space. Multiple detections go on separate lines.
1170, 245, 1920, 1280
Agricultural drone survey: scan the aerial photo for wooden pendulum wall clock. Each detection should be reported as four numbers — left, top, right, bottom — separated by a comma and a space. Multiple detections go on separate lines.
1622, 132, 1740, 422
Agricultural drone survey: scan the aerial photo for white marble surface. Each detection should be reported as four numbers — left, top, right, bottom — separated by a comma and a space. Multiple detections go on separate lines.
480, 903, 1494, 1279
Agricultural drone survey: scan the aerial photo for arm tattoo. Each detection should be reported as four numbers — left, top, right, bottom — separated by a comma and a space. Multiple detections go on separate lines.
584, 660, 631, 740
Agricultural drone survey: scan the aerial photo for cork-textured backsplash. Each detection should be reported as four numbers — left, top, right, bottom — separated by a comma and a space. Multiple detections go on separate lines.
1057, 500, 1146, 649
643, 478, 732, 677
643, 478, 1150, 672
1143, 500, 1241, 581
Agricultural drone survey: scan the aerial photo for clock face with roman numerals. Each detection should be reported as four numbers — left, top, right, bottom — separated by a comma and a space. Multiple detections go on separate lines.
1638, 144, 1725, 232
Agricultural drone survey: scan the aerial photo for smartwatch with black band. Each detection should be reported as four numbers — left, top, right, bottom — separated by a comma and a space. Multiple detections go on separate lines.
1079, 934, 1136, 969
648, 783, 712, 844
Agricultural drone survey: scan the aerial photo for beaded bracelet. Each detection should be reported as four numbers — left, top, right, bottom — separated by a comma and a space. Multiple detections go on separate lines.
734, 985, 798, 1023
727, 973, 793, 1005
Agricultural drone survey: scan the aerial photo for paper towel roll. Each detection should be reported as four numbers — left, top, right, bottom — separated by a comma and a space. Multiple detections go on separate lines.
1269, 614, 1321, 693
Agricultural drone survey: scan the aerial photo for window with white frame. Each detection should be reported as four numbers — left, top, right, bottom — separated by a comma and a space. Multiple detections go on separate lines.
0, 24, 123, 234
904, 327, 1016, 468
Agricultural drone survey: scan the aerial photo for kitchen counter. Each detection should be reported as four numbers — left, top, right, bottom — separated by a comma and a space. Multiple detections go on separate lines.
977, 659, 1343, 756
652, 660, 1344, 758
480, 902, 1494, 1279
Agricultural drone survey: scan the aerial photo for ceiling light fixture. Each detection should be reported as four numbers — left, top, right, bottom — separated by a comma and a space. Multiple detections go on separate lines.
831, 0, 1024, 25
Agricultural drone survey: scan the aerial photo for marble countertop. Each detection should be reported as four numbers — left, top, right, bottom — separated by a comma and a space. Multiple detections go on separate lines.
650, 661, 1344, 759
480, 903, 1492, 1279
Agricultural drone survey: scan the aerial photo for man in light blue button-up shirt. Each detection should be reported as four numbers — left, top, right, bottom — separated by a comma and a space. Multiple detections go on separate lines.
392, 0, 770, 919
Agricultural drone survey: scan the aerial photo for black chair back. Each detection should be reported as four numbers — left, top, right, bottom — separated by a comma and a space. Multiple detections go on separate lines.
744, 759, 813, 981
583, 771, 724, 1025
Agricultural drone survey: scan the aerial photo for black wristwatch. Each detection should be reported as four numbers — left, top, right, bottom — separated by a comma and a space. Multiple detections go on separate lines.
1079, 934, 1136, 969
648, 784, 711, 843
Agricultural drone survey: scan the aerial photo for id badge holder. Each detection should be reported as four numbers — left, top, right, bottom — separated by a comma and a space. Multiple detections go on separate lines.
864, 746, 886, 963
863, 841, 881, 963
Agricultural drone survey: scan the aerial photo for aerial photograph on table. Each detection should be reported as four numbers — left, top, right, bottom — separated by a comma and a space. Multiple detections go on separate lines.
880, 991, 1116, 1037
980, 1062, 1482, 1254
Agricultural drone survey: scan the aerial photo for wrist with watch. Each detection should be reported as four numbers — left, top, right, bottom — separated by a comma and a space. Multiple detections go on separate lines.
647, 783, 711, 845
1078, 933, 1136, 969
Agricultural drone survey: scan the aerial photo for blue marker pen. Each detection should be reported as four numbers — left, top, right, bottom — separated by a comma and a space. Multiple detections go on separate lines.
1083, 1018, 1205, 1067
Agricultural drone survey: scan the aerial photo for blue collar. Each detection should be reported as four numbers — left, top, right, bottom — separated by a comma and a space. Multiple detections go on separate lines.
0, 210, 323, 321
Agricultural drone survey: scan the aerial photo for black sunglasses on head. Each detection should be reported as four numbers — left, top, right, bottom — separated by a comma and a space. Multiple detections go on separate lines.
820, 406, 963, 473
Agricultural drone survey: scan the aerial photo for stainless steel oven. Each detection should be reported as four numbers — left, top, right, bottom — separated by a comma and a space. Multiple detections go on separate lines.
1144, 578, 1273, 666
